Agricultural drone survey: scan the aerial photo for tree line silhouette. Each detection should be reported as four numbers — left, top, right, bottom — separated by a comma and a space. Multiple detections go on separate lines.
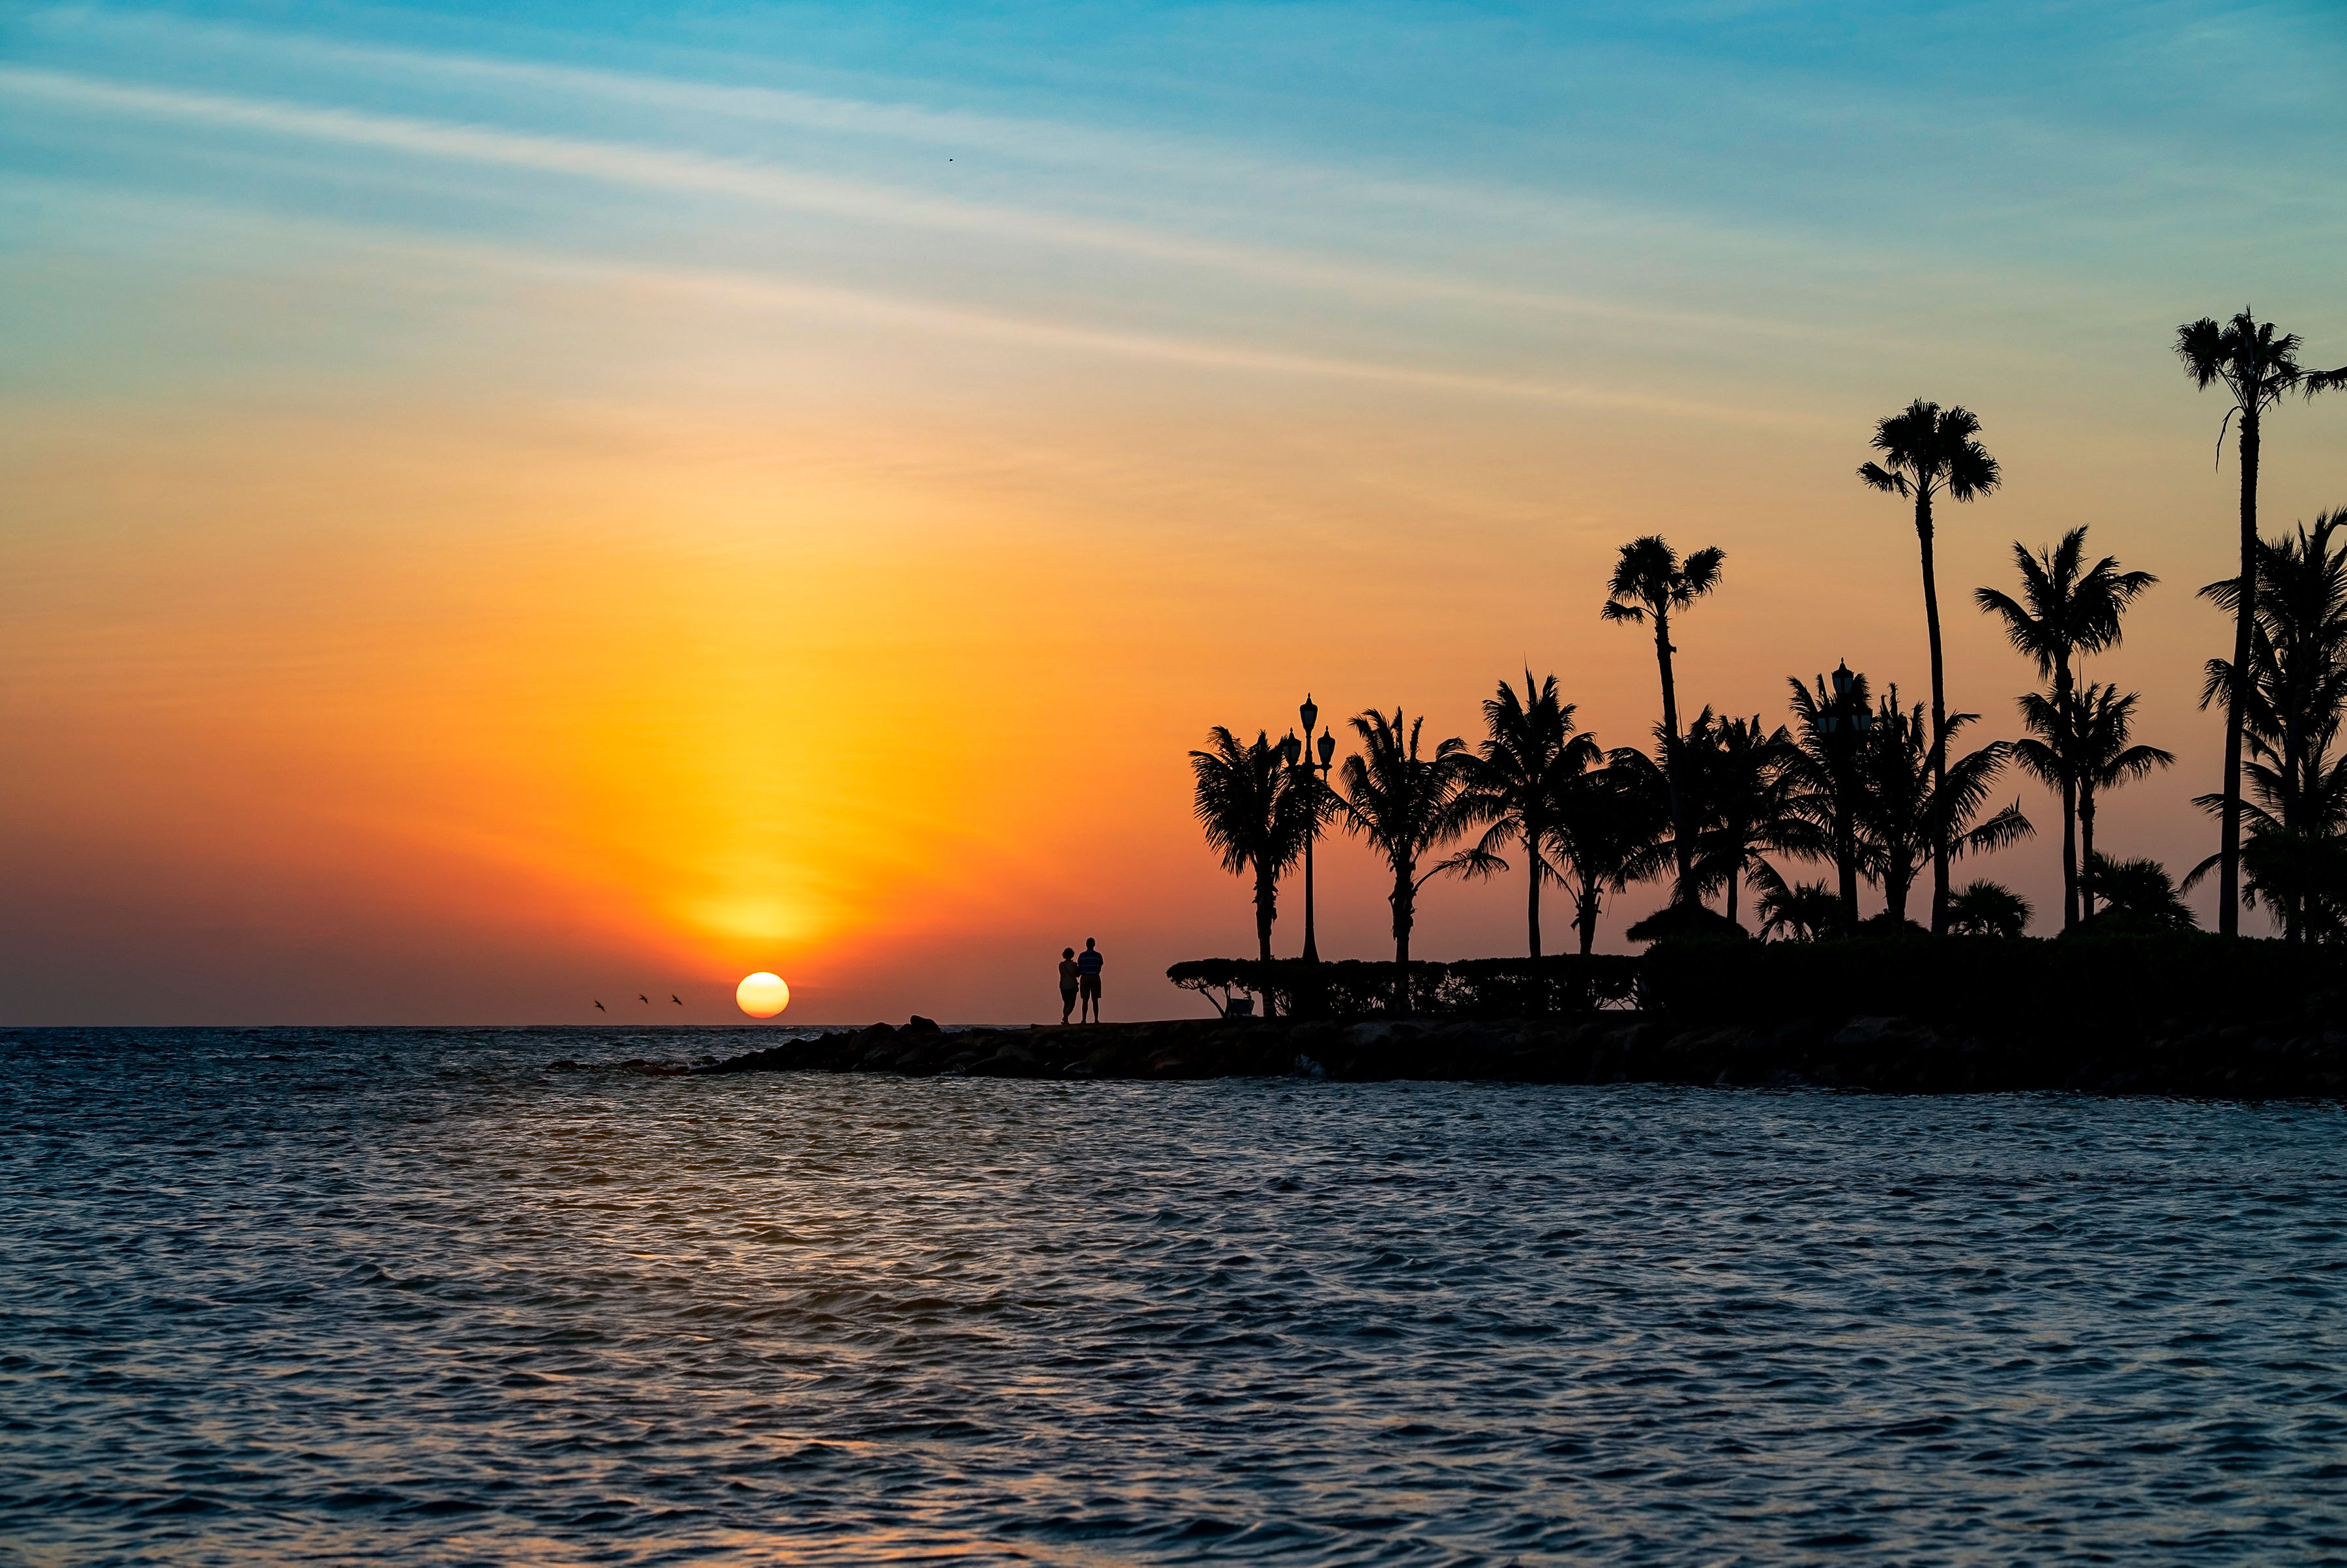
1190, 310, 2346, 972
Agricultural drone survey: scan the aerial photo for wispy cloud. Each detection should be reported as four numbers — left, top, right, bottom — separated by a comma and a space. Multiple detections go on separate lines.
0, 61, 1828, 344
3, 173, 1825, 429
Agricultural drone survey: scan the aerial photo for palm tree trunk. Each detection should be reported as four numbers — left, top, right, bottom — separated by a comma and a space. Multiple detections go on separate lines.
1916, 487, 1951, 934
2079, 785, 2097, 923
1724, 859, 1739, 926
1835, 800, 1859, 929
2056, 656, 2078, 932
2220, 407, 2258, 937
1391, 863, 1415, 1016
1254, 861, 1276, 962
1885, 864, 1912, 926
1574, 883, 1599, 1009
2059, 774, 2080, 930
1655, 610, 1691, 905
1526, 829, 1543, 960
1254, 860, 1278, 1018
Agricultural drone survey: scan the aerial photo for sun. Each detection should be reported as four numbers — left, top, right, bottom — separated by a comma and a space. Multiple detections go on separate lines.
735, 972, 790, 1018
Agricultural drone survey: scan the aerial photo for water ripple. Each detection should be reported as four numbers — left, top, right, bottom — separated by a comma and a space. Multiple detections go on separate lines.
2, 1027, 2344, 1564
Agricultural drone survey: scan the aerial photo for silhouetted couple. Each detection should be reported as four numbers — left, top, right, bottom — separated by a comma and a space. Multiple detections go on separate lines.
1058, 939, 1104, 1024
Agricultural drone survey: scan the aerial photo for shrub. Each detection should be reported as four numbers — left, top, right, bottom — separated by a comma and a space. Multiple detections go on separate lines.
1166, 956, 1641, 1020
1639, 932, 2347, 1031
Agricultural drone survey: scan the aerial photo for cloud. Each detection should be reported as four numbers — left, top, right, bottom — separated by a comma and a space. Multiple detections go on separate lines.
0, 59, 1828, 344
12, 175, 1820, 428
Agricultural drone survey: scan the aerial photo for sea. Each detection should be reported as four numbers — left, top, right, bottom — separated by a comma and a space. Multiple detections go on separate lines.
4, 1026, 2344, 1566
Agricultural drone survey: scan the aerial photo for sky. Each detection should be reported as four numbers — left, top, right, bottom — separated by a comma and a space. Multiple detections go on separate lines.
3, 0, 2344, 1025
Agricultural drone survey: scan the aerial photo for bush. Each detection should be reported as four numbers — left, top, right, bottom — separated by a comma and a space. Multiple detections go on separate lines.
1638, 932, 2347, 1031
1166, 956, 1641, 1020
1174, 936, 2347, 1031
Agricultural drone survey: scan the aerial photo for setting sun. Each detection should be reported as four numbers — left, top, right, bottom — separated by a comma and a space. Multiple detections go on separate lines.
734, 972, 790, 1018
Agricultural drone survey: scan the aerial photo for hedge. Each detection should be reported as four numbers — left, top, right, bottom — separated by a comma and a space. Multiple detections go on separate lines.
1166, 956, 1641, 1020
1639, 932, 2347, 1032
1172, 936, 2347, 1030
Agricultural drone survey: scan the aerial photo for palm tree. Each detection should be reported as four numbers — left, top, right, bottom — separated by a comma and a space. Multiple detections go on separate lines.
1456, 673, 1602, 959
2192, 510, 2347, 937
1853, 690, 2033, 927
2080, 853, 2196, 932
1678, 709, 1827, 927
2176, 311, 2347, 934
1188, 726, 1320, 969
1782, 665, 1874, 929
1975, 527, 2155, 929
1545, 754, 1670, 957
1945, 880, 2032, 938
1337, 708, 1479, 1013
1859, 400, 2002, 932
2069, 685, 2174, 923
1757, 880, 1844, 942
2239, 829, 2347, 942
1601, 535, 1726, 909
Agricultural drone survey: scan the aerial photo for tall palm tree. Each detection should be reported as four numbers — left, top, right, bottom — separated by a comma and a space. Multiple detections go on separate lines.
2069, 685, 2174, 923
1188, 726, 1320, 968
2192, 510, 2347, 937
1859, 400, 2002, 932
1853, 690, 2033, 927
1545, 753, 1670, 956
1782, 665, 1873, 929
1975, 527, 2156, 929
2204, 511, 2347, 835
1601, 535, 1726, 909
1338, 709, 1479, 1013
1456, 672, 1602, 959
2176, 311, 2347, 934
1678, 709, 1827, 928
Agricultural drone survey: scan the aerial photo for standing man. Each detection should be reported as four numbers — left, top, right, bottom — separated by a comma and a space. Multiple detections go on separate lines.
1057, 947, 1081, 1024
1075, 938, 1104, 1023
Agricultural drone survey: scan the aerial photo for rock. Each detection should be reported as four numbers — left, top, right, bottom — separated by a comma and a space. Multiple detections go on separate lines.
906, 1016, 942, 1035
1831, 1016, 1899, 1047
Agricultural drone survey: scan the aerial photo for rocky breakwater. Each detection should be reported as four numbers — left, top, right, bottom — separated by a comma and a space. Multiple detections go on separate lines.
664, 1012, 2347, 1097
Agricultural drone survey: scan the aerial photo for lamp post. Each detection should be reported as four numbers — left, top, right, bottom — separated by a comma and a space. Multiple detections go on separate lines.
1293, 694, 1337, 963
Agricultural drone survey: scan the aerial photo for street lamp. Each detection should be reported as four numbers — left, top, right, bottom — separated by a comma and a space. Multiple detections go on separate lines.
1823, 660, 1872, 735
1295, 694, 1336, 963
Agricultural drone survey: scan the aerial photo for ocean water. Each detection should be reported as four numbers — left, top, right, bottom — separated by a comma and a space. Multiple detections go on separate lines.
4, 1028, 2344, 1567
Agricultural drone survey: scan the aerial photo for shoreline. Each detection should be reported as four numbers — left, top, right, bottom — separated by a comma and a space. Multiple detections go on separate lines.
577, 1013, 2347, 1099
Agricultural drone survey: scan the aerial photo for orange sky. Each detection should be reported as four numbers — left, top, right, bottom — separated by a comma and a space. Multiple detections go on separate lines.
3, 4, 2343, 1022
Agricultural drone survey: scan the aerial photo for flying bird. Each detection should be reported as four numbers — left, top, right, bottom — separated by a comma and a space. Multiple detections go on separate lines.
638, 994, 650, 1004
671, 995, 683, 1005
593, 1000, 605, 1011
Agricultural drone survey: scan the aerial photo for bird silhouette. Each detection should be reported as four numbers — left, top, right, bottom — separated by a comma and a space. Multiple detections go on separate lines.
670, 995, 683, 1005
593, 999, 605, 1011
638, 994, 650, 1004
